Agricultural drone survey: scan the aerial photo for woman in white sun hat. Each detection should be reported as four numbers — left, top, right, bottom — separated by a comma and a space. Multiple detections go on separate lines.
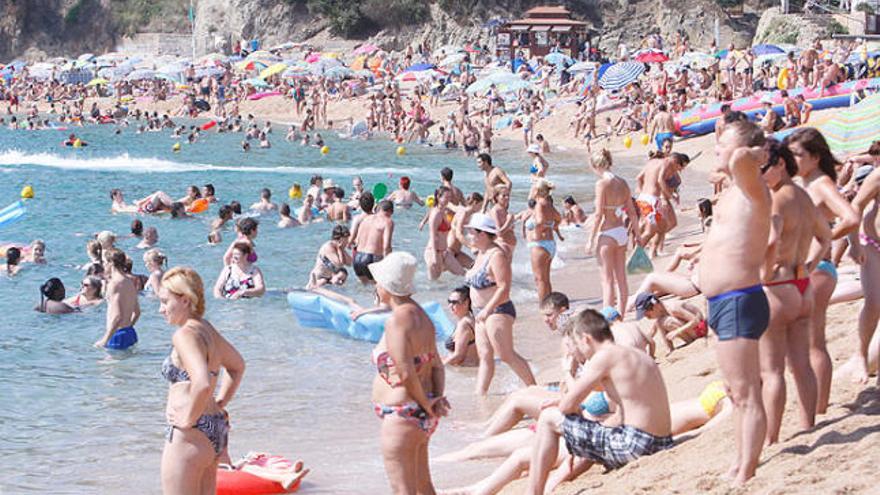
369, 251, 449, 494
465, 213, 536, 395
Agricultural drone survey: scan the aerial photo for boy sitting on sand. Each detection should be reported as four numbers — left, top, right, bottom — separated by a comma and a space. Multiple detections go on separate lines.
634, 292, 707, 354
526, 309, 673, 494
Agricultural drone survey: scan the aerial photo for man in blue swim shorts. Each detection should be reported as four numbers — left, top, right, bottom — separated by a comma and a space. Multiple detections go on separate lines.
526, 309, 673, 494
95, 249, 140, 350
698, 120, 771, 485
649, 103, 676, 151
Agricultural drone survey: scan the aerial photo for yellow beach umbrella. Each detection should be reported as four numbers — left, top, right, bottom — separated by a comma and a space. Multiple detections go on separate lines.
86, 78, 109, 87
259, 63, 288, 79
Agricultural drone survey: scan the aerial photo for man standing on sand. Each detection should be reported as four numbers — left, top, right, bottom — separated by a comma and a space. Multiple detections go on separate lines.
476, 153, 512, 212
759, 139, 830, 445
635, 152, 687, 256
95, 249, 140, 349
648, 103, 676, 151
699, 120, 770, 484
526, 309, 673, 495
352, 199, 394, 284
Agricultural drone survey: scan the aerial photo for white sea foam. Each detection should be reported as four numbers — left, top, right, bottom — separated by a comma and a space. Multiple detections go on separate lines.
0, 149, 418, 176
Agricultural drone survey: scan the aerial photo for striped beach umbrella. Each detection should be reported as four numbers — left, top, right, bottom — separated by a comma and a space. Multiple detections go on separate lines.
775, 94, 880, 155
598, 62, 645, 91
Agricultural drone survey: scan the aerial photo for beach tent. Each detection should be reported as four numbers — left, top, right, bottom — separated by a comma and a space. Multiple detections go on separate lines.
599, 61, 645, 90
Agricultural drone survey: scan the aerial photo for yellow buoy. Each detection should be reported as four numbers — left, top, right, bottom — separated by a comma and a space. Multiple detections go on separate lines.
172, 142, 181, 152
426, 195, 435, 208
623, 136, 633, 149
20, 185, 34, 199
289, 184, 303, 199
320, 145, 330, 155
396, 146, 406, 156
73, 139, 82, 148
640, 134, 650, 146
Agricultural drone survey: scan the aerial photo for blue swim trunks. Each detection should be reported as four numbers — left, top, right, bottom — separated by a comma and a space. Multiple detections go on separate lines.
106, 326, 138, 350
707, 285, 769, 341
655, 132, 674, 150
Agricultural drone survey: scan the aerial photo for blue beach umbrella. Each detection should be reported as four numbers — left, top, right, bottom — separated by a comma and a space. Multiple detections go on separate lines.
598, 61, 645, 91
544, 52, 573, 66
404, 62, 435, 72
751, 44, 784, 56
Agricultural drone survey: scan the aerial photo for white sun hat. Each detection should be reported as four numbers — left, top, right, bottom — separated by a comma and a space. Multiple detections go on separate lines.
465, 213, 498, 235
369, 251, 418, 296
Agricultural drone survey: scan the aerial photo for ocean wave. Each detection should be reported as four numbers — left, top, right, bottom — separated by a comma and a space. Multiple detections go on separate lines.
0, 150, 418, 176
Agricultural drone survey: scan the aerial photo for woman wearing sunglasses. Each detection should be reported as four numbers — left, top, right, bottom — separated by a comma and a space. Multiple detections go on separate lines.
443, 286, 478, 367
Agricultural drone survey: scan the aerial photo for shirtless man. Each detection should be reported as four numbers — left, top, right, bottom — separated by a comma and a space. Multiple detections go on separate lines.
781, 90, 801, 128
352, 199, 394, 284
95, 249, 140, 349
699, 120, 770, 484
636, 153, 687, 256
440, 167, 465, 205
799, 43, 819, 88
476, 153, 512, 212
819, 59, 841, 96
634, 292, 707, 354
649, 103, 676, 152
842, 162, 880, 385
759, 139, 831, 445
250, 188, 277, 212
325, 188, 350, 222
526, 309, 673, 494
110, 189, 138, 214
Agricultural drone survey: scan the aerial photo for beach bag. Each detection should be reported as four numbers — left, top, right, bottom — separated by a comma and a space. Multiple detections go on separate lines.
626, 245, 653, 275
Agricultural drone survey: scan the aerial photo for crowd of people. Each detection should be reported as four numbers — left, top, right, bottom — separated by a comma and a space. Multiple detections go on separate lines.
6, 27, 880, 495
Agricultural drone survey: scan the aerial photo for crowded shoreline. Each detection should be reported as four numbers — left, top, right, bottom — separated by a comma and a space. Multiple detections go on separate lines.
3, 27, 880, 495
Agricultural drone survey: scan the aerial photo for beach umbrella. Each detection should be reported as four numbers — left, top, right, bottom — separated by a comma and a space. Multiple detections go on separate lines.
246, 50, 279, 61
86, 77, 109, 86
438, 53, 467, 68
677, 51, 716, 69
354, 43, 379, 55
305, 53, 321, 63
195, 66, 225, 79
78, 53, 95, 63
198, 52, 227, 65
776, 93, 880, 155
126, 69, 156, 81
405, 62, 435, 72
751, 44, 784, 56
598, 61, 645, 91
259, 62, 288, 79
634, 50, 669, 63
466, 71, 532, 94
324, 66, 355, 80
566, 61, 597, 73
544, 52, 574, 66
244, 77, 271, 88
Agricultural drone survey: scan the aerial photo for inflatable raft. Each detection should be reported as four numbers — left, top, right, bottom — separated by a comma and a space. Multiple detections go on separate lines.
675, 77, 880, 137
217, 452, 307, 495
287, 291, 455, 342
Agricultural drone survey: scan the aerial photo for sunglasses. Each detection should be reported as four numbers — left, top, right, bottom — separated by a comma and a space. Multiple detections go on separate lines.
447, 299, 463, 305
760, 161, 775, 174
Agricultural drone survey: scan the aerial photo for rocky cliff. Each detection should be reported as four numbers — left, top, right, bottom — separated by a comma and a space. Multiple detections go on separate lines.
0, 0, 790, 61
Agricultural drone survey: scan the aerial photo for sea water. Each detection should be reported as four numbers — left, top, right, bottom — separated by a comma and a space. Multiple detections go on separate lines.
0, 123, 612, 494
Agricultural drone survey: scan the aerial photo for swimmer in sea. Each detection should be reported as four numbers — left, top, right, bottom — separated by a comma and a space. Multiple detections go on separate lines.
277, 203, 301, 228
135, 191, 175, 215
64, 276, 104, 309
35, 278, 75, 314
386, 176, 424, 208
136, 227, 159, 249
110, 189, 139, 214
95, 249, 140, 348
3, 247, 22, 276
23, 240, 46, 264
213, 242, 265, 299
250, 188, 278, 213
143, 248, 167, 295
306, 225, 351, 289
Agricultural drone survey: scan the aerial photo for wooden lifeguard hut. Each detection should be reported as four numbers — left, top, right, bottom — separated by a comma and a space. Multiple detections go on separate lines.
495, 5, 590, 59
